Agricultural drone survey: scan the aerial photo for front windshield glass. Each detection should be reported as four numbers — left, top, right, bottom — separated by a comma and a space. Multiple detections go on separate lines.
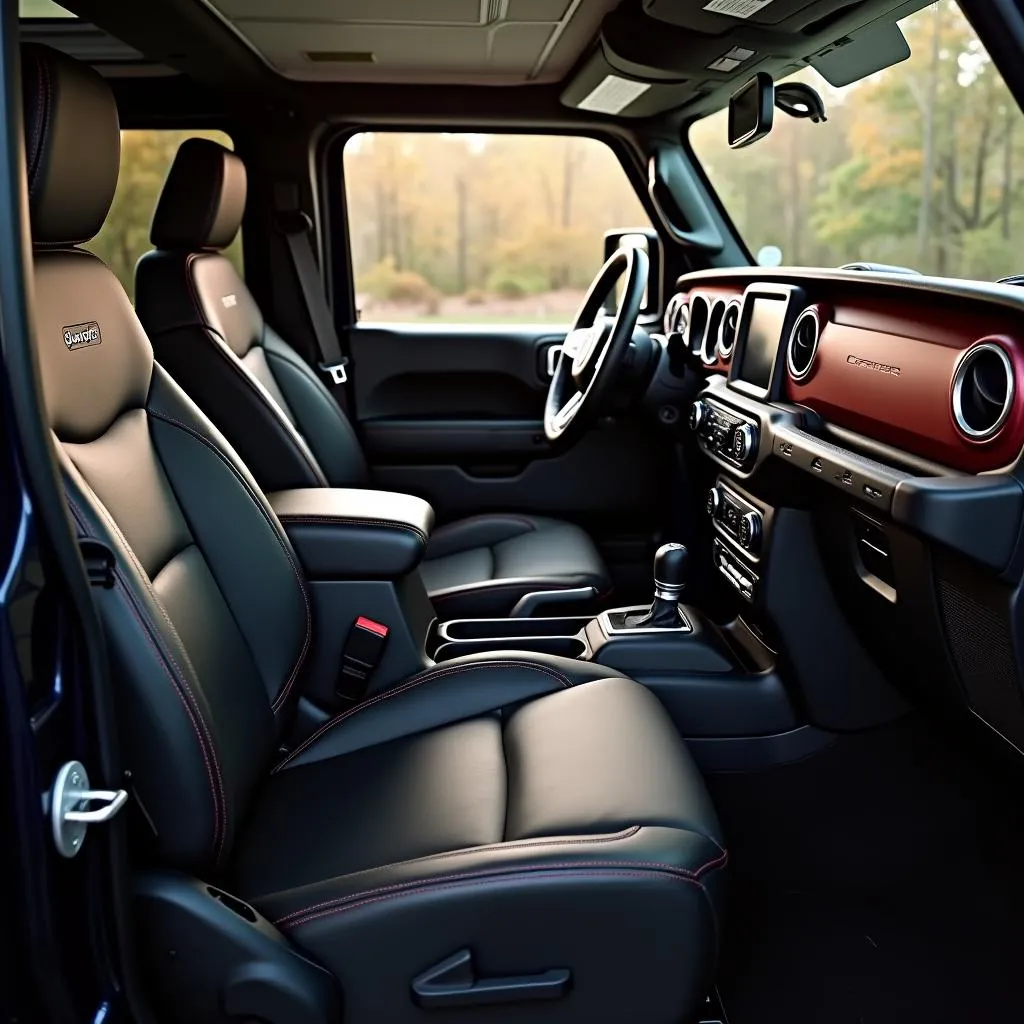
689, 1, 1024, 282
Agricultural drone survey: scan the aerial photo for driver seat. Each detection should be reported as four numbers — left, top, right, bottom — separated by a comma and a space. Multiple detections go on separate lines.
135, 139, 610, 619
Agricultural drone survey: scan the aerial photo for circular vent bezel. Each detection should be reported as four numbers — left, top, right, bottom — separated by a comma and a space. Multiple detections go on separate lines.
787, 307, 822, 382
951, 341, 1015, 442
718, 299, 742, 358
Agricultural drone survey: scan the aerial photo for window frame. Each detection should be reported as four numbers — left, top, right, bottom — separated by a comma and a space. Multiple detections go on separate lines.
321, 123, 667, 332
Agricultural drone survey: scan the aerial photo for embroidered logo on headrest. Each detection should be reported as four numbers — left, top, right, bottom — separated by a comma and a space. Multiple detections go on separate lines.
63, 322, 102, 351
221, 294, 237, 309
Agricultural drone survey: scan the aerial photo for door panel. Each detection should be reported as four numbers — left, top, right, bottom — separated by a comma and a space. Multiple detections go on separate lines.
351, 324, 671, 539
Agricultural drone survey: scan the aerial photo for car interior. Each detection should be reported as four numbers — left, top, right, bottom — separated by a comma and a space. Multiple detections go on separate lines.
5, 0, 1024, 1022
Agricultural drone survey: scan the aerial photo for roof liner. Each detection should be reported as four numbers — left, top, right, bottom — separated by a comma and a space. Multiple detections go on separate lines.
199, 0, 621, 85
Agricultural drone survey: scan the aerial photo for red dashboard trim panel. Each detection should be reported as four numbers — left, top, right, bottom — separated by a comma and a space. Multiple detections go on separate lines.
786, 307, 1024, 473
681, 275, 1024, 474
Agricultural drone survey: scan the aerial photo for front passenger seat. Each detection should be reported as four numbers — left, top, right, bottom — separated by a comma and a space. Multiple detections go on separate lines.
134, 140, 611, 619
25, 43, 726, 1024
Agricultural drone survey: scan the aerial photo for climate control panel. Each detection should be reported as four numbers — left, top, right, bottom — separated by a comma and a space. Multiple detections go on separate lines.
707, 482, 764, 558
690, 398, 760, 470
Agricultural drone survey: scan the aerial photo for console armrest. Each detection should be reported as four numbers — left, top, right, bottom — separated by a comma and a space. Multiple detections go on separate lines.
268, 488, 434, 580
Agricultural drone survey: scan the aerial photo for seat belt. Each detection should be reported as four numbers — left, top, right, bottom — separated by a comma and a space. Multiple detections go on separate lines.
274, 184, 351, 410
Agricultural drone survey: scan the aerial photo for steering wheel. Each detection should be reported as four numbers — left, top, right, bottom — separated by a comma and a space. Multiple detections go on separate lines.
544, 245, 649, 444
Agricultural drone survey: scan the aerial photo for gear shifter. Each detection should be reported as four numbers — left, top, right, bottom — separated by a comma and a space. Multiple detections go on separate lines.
630, 543, 688, 629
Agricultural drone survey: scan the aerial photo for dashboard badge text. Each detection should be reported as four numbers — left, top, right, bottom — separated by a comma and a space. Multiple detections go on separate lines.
846, 354, 900, 376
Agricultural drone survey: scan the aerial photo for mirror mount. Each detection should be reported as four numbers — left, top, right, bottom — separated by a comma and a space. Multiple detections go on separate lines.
775, 81, 828, 123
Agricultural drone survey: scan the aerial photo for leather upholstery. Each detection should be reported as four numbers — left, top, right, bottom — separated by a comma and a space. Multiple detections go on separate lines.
150, 137, 246, 251
23, 45, 725, 1024
232, 670, 726, 1024
22, 43, 120, 247
422, 514, 610, 618
268, 487, 433, 580
135, 140, 611, 615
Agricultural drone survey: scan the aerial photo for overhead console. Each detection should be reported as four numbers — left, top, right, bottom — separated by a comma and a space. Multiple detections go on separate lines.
561, 0, 916, 118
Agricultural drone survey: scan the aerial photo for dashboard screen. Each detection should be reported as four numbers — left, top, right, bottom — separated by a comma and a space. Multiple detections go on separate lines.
737, 296, 786, 391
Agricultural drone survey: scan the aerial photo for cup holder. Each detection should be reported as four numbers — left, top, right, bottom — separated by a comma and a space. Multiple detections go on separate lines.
434, 635, 588, 662
432, 616, 591, 662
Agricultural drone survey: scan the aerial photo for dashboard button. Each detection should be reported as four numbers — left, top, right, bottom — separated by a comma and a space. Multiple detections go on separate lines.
739, 511, 762, 553
732, 423, 757, 462
689, 400, 708, 432
706, 486, 722, 517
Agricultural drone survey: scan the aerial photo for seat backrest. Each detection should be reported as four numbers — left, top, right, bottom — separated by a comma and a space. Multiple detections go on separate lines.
23, 44, 311, 872
135, 138, 368, 492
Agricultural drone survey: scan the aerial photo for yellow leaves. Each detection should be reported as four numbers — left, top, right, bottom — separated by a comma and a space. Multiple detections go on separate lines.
858, 149, 923, 189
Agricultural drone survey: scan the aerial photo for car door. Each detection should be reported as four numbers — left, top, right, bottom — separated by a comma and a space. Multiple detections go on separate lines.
335, 130, 673, 579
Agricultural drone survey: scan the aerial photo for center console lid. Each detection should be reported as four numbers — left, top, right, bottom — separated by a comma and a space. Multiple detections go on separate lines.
268, 488, 434, 580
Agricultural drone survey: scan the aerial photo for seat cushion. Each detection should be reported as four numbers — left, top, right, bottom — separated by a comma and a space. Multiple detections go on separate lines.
421, 514, 611, 618
231, 660, 726, 1024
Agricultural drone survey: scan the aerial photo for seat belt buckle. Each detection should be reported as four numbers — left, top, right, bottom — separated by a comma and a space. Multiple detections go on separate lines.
337, 616, 389, 701
319, 358, 349, 385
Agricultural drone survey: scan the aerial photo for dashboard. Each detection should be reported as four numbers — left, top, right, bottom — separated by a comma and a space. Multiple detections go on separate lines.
667, 269, 1024, 473
664, 267, 1024, 758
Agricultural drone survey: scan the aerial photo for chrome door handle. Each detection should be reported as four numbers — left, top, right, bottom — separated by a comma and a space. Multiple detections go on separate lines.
545, 344, 564, 377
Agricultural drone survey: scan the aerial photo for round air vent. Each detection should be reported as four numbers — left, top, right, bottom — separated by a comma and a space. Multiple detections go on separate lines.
952, 342, 1015, 441
703, 299, 726, 365
686, 294, 710, 359
787, 308, 821, 381
718, 300, 741, 358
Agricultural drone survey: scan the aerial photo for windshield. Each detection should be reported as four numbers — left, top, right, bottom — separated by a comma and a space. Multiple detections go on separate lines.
689, 1, 1024, 282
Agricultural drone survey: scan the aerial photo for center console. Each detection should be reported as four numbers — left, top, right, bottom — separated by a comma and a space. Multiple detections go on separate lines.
267, 484, 803, 770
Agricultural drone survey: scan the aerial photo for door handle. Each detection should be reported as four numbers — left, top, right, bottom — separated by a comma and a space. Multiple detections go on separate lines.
544, 343, 564, 378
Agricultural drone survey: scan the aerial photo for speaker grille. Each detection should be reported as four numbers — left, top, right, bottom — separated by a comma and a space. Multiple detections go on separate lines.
937, 563, 1024, 750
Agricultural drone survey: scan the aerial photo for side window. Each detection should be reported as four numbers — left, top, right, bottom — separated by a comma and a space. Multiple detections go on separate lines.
86, 129, 243, 299
342, 132, 651, 325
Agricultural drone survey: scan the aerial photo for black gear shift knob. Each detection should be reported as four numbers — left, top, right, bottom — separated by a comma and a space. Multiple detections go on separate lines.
653, 543, 689, 600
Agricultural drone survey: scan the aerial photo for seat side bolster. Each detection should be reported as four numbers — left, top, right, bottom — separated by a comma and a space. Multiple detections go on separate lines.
263, 330, 370, 488
152, 322, 327, 491
251, 824, 726, 927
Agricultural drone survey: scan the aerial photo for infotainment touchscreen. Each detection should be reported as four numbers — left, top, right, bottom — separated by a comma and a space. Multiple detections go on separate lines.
736, 295, 787, 391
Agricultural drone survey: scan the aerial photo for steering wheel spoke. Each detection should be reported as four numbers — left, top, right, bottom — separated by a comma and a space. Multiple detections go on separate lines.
553, 389, 584, 430
543, 246, 648, 444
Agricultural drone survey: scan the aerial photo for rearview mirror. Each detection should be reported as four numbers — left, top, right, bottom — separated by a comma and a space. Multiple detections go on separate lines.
604, 227, 662, 319
728, 73, 774, 149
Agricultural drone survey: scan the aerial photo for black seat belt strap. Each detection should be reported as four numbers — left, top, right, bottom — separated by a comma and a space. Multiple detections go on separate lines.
273, 183, 351, 408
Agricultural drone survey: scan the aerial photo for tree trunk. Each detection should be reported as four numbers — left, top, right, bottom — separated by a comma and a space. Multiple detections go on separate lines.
1002, 107, 1015, 241
916, 2, 941, 265
787, 127, 802, 264
455, 175, 468, 293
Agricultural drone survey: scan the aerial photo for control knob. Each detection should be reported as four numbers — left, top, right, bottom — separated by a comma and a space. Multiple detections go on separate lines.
731, 423, 757, 462
689, 400, 708, 432
706, 486, 722, 518
739, 510, 762, 552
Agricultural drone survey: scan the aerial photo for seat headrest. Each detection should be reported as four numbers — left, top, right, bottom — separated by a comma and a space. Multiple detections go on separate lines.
21, 44, 120, 248
151, 138, 246, 251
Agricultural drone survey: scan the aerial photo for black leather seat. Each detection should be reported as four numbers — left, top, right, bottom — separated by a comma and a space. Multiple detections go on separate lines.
134, 139, 610, 619
24, 44, 725, 1024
